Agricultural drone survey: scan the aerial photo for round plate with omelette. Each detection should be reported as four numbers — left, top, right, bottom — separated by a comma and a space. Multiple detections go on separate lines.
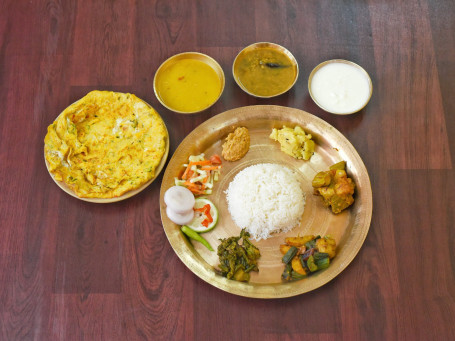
44, 91, 169, 203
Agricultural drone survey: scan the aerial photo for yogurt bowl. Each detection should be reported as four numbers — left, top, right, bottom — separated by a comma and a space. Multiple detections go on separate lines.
308, 59, 373, 115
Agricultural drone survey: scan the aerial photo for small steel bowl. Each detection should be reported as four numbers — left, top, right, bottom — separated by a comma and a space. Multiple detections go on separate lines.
308, 59, 373, 115
232, 42, 299, 98
153, 52, 225, 114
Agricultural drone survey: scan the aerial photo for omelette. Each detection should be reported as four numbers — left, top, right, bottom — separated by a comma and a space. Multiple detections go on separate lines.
44, 91, 168, 198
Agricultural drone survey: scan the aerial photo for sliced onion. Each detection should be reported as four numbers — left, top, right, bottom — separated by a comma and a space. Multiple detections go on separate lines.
164, 186, 195, 214
166, 206, 194, 225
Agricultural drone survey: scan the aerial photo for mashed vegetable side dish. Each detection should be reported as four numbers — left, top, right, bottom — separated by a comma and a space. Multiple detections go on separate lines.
225, 163, 305, 241
44, 91, 167, 198
222, 126, 250, 161
270, 125, 315, 160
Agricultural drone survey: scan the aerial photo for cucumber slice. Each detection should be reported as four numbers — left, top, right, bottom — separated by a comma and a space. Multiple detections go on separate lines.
186, 198, 219, 233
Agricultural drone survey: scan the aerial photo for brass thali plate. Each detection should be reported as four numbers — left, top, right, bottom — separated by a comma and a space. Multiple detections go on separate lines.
159, 105, 372, 298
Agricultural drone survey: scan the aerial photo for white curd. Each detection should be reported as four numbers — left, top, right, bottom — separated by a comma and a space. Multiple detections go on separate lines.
310, 61, 371, 114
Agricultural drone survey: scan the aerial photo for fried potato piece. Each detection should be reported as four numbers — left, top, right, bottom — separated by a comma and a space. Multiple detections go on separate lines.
291, 256, 308, 275
285, 235, 316, 247
280, 244, 292, 255
315, 237, 337, 259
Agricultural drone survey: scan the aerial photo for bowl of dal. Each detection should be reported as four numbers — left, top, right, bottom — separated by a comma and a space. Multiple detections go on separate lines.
232, 42, 299, 98
153, 52, 225, 114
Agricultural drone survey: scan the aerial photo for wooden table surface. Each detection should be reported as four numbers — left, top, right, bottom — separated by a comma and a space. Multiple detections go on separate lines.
1, 1, 454, 340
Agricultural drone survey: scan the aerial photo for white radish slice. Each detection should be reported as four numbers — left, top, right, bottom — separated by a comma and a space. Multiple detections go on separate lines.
166, 206, 194, 225
164, 186, 195, 214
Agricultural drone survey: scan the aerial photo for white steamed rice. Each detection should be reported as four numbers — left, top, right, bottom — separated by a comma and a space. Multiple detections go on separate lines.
225, 163, 305, 241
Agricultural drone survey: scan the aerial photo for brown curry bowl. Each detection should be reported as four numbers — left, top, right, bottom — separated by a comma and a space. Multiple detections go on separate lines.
232, 42, 299, 98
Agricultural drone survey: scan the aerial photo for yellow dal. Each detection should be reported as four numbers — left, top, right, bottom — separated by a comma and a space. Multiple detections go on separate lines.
234, 47, 297, 97
155, 59, 222, 112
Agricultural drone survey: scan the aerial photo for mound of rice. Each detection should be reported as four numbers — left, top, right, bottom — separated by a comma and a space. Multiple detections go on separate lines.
225, 163, 305, 241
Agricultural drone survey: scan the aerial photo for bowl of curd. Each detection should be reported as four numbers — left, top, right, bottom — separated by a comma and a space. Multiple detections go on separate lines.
308, 59, 372, 115
154, 52, 225, 114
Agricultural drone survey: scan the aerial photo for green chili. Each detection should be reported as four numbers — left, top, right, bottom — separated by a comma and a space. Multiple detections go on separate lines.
181, 225, 214, 251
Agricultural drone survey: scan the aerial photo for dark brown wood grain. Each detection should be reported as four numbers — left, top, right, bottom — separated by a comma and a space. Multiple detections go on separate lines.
1, 0, 454, 340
